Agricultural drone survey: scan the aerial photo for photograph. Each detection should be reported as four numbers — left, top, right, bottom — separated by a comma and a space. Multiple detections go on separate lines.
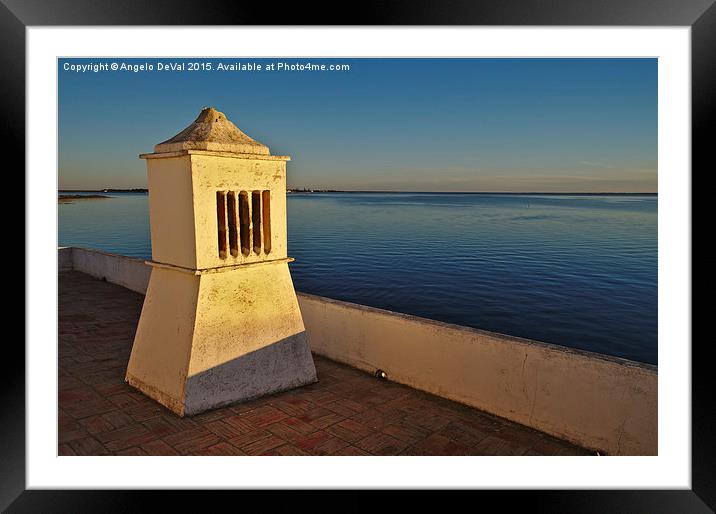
57, 57, 658, 457
6, 6, 707, 507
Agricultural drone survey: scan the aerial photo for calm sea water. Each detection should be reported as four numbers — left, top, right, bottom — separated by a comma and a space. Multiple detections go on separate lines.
58, 192, 657, 364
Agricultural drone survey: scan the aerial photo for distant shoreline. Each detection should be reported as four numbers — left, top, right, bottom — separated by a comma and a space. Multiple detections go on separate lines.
286, 191, 658, 196
60, 189, 657, 196
59, 189, 148, 193
58, 194, 111, 203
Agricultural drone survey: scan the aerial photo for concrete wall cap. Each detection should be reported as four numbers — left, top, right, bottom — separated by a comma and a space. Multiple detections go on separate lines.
152, 107, 272, 155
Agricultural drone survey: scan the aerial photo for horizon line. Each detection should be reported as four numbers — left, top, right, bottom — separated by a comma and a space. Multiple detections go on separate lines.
59, 188, 658, 195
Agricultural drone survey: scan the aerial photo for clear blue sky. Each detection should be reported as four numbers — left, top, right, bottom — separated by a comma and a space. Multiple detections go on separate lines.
59, 58, 657, 192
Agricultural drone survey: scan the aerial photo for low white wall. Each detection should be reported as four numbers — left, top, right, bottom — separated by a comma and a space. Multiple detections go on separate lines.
299, 294, 657, 456
61, 247, 151, 294
58, 246, 657, 455
58, 246, 74, 272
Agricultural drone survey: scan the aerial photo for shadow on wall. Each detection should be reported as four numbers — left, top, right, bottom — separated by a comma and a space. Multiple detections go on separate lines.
184, 331, 317, 416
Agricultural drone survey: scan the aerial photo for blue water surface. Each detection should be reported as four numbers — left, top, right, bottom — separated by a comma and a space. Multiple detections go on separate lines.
58, 192, 657, 364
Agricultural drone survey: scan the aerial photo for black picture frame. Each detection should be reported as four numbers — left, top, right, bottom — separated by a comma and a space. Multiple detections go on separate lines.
5, 0, 712, 511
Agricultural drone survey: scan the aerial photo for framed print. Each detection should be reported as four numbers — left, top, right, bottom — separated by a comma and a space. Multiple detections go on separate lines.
6, 0, 713, 510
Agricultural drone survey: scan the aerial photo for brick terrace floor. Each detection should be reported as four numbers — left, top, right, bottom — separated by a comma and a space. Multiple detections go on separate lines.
58, 271, 592, 456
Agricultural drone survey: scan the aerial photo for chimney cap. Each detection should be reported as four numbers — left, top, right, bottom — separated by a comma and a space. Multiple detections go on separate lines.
153, 107, 271, 155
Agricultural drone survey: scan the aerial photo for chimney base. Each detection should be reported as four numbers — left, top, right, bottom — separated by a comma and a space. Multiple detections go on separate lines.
125, 261, 317, 417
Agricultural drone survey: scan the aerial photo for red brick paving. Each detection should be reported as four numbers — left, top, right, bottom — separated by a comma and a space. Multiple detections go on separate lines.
58, 271, 592, 456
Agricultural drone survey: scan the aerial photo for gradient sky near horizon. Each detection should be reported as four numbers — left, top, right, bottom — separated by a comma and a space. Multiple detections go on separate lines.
58, 58, 657, 192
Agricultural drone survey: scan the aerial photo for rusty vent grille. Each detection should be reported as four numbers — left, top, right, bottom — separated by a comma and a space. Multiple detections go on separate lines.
216, 190, 271, 259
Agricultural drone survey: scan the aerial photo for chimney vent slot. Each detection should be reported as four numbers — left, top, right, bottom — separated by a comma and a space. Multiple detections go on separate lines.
239, 191, 251, 256
262, 190, 272, 254
216, 191, 227, 259
227, 191, 239, 257
252, 191, 262, 255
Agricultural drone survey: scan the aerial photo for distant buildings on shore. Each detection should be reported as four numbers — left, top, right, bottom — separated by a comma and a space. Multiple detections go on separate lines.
59, 188, 149, 193
60, 188, 657, 195
286, 188, 338, 193
60, 187, 338, 194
